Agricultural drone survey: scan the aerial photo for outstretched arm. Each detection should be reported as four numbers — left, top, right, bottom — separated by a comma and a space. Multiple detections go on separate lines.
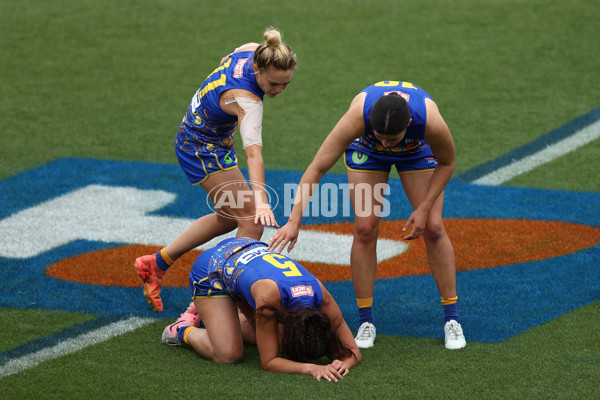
251, 281, 353, 381
220, 89, 278, 227
269, 93, 367, 252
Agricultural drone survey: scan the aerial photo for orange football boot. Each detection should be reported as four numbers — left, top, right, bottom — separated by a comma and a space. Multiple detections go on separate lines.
134, 254, 165, 312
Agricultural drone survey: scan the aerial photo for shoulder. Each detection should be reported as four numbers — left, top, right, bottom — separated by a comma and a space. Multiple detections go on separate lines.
319, 281, 335, 306
222, 88, 262, 102
423, 98, 453, 148
234, 43, 259, 53
424, 98, 446, 130
250, 279, 281, 307
350, 91, 367, 111
341, 91, 367, 124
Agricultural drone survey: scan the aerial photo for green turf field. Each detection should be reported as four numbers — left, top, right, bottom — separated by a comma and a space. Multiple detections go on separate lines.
1, 0, 599, 398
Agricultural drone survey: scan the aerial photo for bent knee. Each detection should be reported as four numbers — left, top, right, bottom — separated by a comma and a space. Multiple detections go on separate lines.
354, 222, 379, 243
423, 220, 446, 242
214, 356, 243, 364
213, 349, 244, 364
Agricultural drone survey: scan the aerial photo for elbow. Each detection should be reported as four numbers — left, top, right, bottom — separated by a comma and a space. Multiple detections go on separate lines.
306, 161, 329, 181
260, 360, 277, 372
354, 349, 363, 364
347, 344, 362, 366
244, 144, 263, 159
437, 159, 455, 173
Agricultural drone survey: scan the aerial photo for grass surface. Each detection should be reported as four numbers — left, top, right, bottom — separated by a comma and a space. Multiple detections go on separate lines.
1, 302, 598, 399
1, 0, 599, 187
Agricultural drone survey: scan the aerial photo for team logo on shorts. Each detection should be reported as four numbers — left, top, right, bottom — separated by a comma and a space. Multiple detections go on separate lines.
224, 154, 234, 165
352, 151, 368, 164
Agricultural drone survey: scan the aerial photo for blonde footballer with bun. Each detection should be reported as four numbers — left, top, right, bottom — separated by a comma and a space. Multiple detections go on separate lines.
135, 28, 296, 312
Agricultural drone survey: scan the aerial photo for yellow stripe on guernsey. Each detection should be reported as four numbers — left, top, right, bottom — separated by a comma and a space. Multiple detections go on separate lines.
198, 58, 232, 99
441, 296, 458, 305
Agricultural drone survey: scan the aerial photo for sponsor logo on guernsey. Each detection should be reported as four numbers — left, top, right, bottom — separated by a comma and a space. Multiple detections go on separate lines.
290, 285, 314, 297
384, 91, 410, 102
233, 58, 248, 78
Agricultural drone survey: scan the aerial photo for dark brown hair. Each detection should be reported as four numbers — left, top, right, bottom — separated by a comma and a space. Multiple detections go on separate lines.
255, 304, 355, 362
370, 92, 411, 135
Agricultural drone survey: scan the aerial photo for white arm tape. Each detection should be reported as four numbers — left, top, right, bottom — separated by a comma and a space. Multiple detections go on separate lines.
236, 97, 264, 149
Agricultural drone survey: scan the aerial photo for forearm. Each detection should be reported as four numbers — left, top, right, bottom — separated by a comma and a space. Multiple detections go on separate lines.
245, 147, 269, 207
262, 356, 312, 375
287, 164, 329, 226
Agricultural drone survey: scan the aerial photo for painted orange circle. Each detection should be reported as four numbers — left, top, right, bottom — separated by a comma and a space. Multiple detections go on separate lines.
46, 219, 600, 287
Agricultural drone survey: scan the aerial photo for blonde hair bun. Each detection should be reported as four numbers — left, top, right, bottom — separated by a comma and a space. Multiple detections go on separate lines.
253, 27, 297, 71
263, 28, 282, 48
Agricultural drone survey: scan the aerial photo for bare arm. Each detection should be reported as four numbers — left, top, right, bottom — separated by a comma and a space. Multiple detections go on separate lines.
251, 280, 353, 381
245, 144, 277, 227
319, 283, 362, 368
221, 89, 278, 227
402, 98, 456, 239
269, 93, 367, 252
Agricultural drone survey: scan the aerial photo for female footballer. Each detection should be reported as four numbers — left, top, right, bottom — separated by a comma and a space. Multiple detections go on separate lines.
135, 28, 296, 312
269, 81, 467, 350
161, 237, 361, 381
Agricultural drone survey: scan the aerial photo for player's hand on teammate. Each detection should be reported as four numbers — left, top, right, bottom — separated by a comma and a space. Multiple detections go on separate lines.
268, 222, 299, 253
254, 204, 279, 228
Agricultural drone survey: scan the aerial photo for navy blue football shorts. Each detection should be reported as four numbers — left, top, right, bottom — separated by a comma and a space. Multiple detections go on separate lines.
344, 143, 437, 174
176, 145, 238, 185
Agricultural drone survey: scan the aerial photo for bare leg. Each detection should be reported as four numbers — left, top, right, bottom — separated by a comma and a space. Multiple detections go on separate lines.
164, 213, 236, 259
399, 171, 456, 298
187, 297, 244, 363
347, 171, 390, 301
164, 167, 264, 259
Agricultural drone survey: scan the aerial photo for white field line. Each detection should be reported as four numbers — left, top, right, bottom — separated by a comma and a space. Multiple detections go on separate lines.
0, 317, 154, 379
473, 119, 600, 185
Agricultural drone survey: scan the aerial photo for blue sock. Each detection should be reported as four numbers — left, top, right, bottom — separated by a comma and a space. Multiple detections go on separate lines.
155, 250, 171, 273
177, 325, 191, 343
443, 303, 460, 324
358, 306, 374, 325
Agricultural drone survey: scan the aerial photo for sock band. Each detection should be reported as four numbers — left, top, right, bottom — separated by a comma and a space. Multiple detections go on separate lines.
441, 296, 458, 305
179, 326, 197, 345
441, 297, 460, 324
160, 248, 174, 265
156, 249, 174, 273
356, 297, 373, 308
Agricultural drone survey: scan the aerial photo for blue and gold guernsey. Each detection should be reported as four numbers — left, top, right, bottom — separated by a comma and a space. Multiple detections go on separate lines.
351, 80, 433, 155
190, 238, 323, 311
176, 51, 265, 153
